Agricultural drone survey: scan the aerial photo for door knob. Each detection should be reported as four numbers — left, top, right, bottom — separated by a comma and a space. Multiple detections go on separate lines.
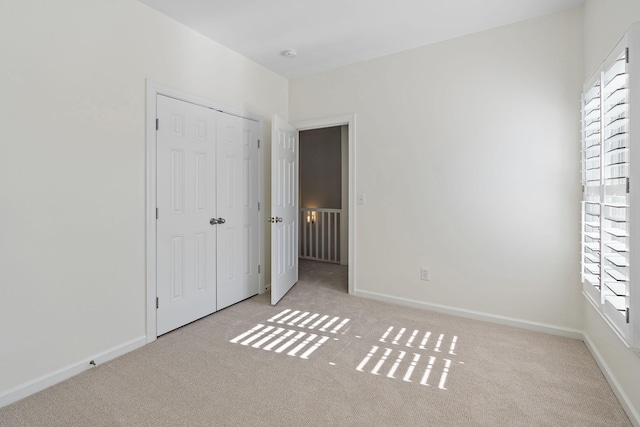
210, 218, 226, 225
277, 217, 283, 223
268, 217, 283, 223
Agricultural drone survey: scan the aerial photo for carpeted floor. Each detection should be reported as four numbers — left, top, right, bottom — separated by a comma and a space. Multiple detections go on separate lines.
0, 260, 631, 426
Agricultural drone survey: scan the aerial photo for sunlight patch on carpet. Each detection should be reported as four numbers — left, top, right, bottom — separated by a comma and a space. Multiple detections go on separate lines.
229, 309, 351, 360
356, 326, 461, 390
230, 310, 462, 390
267, 309, 350, 333
230, 323, 330, 359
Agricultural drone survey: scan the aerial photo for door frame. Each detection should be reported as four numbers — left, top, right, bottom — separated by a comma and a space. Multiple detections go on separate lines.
292, 114, 356, 296
145, 80, 265, 343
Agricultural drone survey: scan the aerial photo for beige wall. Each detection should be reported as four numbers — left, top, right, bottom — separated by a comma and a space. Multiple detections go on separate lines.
290, 8, 584, 329
583, 0, 640, 421
0, 0, 287, 394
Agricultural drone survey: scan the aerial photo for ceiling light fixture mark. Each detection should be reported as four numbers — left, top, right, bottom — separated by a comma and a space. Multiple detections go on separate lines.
281, 49, 297, 59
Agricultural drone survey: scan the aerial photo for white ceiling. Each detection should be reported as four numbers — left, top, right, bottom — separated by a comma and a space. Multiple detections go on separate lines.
138, 0, 584, 79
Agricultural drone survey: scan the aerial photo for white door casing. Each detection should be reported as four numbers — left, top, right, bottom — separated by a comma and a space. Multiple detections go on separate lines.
271, 115, 299, 305
216, 112, 260, 310
156, 95, 217, 335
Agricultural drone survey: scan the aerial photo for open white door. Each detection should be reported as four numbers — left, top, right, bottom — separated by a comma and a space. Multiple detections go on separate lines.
270, 115, 299, 305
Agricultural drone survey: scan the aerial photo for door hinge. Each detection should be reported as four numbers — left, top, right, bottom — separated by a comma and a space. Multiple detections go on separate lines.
258, 202, 260, 211
627, 177, 630, 193
258, 265, 261, 274
626, 307, 630, 323
156, 208, 159, 219
626, 47, 630, 64
257, 139, 260, 148
156, 297, 159, 309
156, 118, 159, 130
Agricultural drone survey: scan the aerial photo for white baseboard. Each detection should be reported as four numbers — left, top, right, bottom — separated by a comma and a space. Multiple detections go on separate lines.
583, 334, 640, 427
0, 335, 146, 409
355, 289, 583, 339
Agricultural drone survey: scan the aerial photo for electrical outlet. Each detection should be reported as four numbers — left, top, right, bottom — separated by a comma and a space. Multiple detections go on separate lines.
420, 268, 430, 281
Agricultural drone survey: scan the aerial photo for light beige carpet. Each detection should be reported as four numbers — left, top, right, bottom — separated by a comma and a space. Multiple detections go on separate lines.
0, 260, 631, 426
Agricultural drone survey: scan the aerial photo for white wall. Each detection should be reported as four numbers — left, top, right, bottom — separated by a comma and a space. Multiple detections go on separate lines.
290, 8, 584, 329
584, 0, 640, 78
583, 0, 640, 421
0, 0, 287, 396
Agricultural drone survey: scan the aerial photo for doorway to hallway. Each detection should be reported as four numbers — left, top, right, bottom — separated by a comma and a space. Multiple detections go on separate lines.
298, 126, 348, 268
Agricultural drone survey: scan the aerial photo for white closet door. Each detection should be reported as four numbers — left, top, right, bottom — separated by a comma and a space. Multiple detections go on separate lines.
216, 112, 260, 310
156, 95, 217, 335
270, 115, 299, 305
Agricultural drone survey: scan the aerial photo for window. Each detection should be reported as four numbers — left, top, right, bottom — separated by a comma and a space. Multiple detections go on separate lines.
581, 26, 640, 348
